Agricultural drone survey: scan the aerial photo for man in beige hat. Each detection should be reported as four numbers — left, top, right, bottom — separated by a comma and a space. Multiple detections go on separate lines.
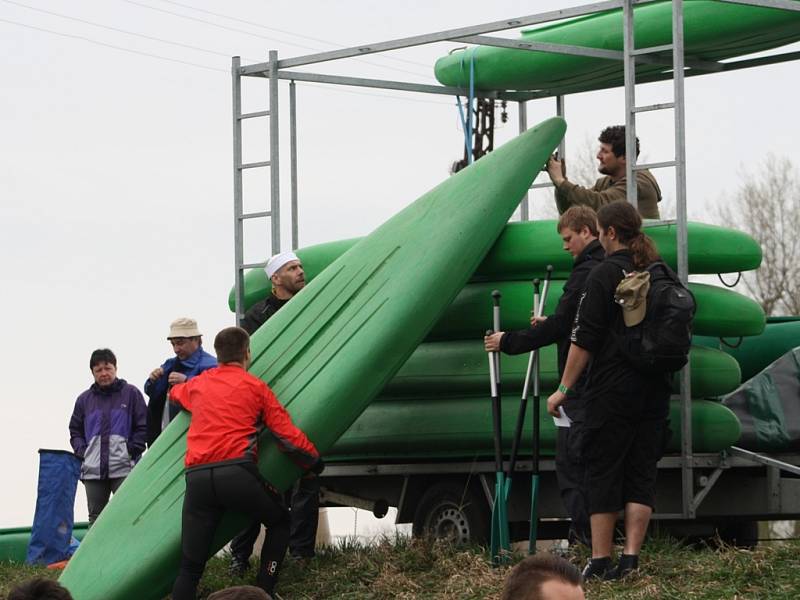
240, 251, 305, 334
231, 251, 318, 576
144, 317, 217, 446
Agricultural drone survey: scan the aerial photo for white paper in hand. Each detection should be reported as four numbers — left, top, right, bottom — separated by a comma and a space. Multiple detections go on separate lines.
552, 406, 572, 428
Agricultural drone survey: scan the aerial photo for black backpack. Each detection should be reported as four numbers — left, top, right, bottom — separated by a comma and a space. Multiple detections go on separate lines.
613, 260, 696, 374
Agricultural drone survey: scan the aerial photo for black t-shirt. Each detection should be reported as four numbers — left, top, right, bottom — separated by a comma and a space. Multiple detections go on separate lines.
572, 249, 670, 420
501, 240, 604, 368
240, 294, 289, 335
500, 239, 605, 420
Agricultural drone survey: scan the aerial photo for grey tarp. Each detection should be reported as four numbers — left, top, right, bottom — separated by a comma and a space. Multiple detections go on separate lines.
722, 347, 800, 451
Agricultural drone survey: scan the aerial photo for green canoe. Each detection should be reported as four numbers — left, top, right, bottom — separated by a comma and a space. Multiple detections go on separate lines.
387, 341, 740, 399
696, 317, 800, 382
0, 523, 89, 564
434, 0, 800, 92
60, 118, 567, 600
428, 280, 765, 340
229, 220, 762, 312
328, 398, 741, 459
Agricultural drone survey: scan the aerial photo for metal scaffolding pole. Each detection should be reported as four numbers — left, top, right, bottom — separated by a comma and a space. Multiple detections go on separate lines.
268, 50, 281, 255
672, 0, 694, 519
232, 56, 245, 325
518, 101, 529, 221
622, 0, 638, 210
555, 95, 566, 165
290, 80, 299, 250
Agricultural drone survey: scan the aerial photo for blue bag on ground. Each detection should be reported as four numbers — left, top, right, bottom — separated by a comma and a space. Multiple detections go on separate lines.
26, 449, 82, 565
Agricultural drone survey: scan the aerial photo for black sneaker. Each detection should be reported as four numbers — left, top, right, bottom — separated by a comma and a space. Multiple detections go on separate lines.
228, 556, 250, 577
607, 553, 639, 579
582, 556, 615, 580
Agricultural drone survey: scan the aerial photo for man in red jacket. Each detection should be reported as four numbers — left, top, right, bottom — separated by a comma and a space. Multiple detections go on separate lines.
169, 327, 322, 600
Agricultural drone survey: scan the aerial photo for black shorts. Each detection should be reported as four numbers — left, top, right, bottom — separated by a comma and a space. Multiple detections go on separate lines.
582, 413, 671, 514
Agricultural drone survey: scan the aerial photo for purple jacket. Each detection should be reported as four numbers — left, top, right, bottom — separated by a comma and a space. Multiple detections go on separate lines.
69, 378, 148, 480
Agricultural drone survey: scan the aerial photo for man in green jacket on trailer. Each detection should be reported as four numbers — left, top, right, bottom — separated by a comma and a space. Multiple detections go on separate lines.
546, 125, 662, 219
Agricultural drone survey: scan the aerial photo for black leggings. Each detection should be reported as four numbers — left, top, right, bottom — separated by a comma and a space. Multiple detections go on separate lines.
230, 473, 321, 562
171, 463, 289, 600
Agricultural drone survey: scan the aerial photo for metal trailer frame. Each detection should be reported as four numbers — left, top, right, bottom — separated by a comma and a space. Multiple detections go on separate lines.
231, 0, 800, 523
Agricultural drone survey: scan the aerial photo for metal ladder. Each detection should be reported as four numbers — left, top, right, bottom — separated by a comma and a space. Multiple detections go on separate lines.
231, 51, 284, 325
517, 0, 695, 517
621, 0, 695, 519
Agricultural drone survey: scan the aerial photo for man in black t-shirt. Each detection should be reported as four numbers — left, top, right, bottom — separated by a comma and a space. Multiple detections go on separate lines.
240, 251, 306, 334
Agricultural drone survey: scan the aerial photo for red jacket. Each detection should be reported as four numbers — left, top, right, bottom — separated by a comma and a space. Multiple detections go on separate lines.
169, 364, 319, 470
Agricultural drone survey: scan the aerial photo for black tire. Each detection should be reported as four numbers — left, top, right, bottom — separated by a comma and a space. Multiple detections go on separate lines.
411, 481, 490, 545
714, 520, 759, 549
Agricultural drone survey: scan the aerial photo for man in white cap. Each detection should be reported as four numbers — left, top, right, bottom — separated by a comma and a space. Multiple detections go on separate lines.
240, 252, 305, 334
230, 251, 318, 576
144, 317, 217, 447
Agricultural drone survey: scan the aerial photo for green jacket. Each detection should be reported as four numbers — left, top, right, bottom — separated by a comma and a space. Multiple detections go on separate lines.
555, 169, 662, 219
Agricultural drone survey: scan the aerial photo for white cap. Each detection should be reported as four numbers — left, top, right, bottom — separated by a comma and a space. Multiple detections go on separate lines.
265, 251, 300, 278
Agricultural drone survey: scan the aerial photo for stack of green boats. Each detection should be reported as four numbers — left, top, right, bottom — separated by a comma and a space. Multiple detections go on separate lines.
230, 219, 765, 458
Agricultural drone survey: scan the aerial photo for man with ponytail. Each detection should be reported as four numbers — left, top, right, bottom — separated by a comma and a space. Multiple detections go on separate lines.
546, 201, 671, 581
546, 125, 662, 219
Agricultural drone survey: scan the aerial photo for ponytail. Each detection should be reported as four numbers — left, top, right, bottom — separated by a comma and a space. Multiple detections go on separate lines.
597, 201, 660, 269
628, 232, 659, 269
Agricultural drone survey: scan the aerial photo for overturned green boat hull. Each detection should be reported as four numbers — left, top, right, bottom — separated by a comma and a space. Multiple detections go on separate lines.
0, 523, 89, 564
329, 398, 741, 459
430, 280, 765, 340
60, 118, 567, 600
696, 317, 800, 382
387, 341, 740, 399
229, 220, 762, 312
434, 0, 800, 92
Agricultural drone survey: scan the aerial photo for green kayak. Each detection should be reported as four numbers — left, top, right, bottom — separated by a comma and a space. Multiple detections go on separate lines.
60, 118, 567, 600
229, 220, 762, 312
434, 0, 800, 92
429, 280, 765, 340
0, 523, 89, 564
696, 317, 800, 382
387, 341, 740, 399
328, 397, 741, 459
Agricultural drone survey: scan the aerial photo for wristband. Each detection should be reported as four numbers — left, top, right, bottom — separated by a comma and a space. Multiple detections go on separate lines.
557, 383, 570, 395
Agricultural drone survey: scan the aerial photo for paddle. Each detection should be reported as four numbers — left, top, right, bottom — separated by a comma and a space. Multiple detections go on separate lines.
504, 267, 553, 491
487, 291, 510, 566
527, 268, 552, 551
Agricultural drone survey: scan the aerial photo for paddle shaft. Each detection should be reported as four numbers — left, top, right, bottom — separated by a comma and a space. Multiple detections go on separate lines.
492, 290, 501, 383
529, 268, 553, 551
507, 266, 552, 476
487, 332, 502, 474
488, 288, 503, 475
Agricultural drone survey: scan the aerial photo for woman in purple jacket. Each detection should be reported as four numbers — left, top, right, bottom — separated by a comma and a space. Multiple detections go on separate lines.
69, 348, 148, 524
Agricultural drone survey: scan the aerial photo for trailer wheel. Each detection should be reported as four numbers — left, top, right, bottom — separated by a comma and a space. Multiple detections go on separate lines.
412, 481, 489, 545
714, 519, 759, 548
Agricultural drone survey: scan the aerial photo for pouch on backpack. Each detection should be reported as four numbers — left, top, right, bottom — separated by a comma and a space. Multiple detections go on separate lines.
613, 260, 696, 374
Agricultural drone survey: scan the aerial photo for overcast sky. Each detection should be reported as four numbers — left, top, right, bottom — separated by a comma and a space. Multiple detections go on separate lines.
1, 0, 798, 529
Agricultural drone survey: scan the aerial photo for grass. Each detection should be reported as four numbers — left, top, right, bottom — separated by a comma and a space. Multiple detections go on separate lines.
2, 535, 800, 599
